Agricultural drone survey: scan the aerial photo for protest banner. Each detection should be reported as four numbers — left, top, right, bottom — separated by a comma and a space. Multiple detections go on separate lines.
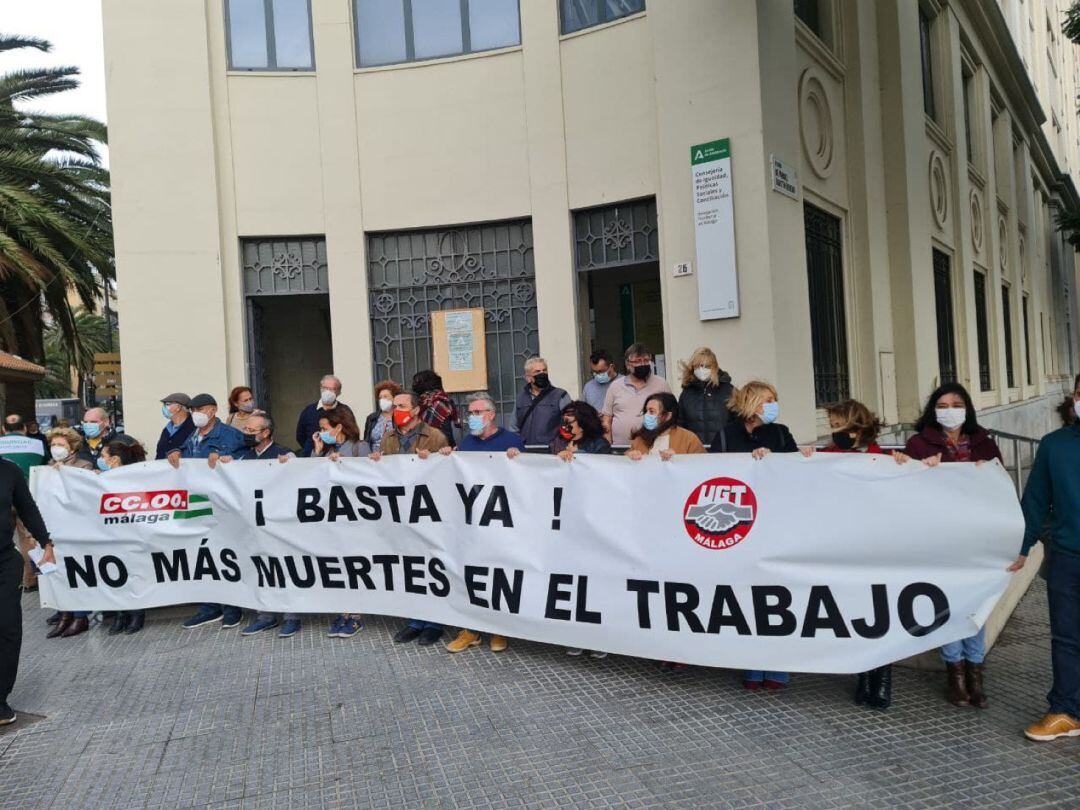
33, 453, 1023, 672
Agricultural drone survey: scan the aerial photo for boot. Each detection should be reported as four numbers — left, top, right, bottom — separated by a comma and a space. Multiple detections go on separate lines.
965, 662, 988, 709
124, 610, 145, 634
946, 661, 969, 706
46, 613, 72, 639
108, 612, 129, 635
60, 616, 90, 637
854, 672, 871, 706
868, 665, 893, 710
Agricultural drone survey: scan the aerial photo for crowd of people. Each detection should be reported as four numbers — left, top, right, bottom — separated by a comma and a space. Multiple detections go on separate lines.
1, 344, 1078, 746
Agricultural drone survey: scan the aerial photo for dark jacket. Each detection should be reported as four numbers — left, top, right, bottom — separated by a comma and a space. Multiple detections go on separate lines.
76, 428, 130, 465
0, 458, 50, 546
904, 426, 1002, 463
710, 418, 798, 454
1021, 424, 1080, 558
512, 385, 572, 446
156, 415, 196, 460
548, 435, 612, 455
235, 440, 294, 460
295, 401, 354, 456
678, 374, 735, 444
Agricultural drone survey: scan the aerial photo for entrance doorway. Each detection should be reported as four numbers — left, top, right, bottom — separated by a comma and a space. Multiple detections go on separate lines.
242, 238, 334, 446
573, 198, 666, 376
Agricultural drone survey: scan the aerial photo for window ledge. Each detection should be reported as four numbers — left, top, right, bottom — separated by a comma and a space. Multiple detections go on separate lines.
925, 116, 952, 153
226, 69, 315, 77
559, 11, 646, 42
354, 45, 521, 75
794, 22, 845, 80
967, 163, 987, 190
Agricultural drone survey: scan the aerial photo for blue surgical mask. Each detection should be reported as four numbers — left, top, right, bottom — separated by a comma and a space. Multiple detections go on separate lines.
319, 430, 338, 445
162, 405, 172, 419
96, 457, 111, 472
82, 422, 101, 439
594, 372, 611, 384
760, 402, 780, 424
467, 414, 486, 435
642, 413, 660, 431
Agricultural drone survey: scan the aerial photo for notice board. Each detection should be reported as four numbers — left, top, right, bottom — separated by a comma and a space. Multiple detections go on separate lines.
431, 308, 488, 392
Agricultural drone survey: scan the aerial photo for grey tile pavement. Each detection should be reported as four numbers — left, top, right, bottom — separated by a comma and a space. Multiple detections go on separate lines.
1, 580, 1076, 809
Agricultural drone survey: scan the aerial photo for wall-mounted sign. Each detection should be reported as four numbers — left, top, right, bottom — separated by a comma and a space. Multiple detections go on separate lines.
691, 138, 739, 320
770, 154, 799, 199
432, 308, 488, 393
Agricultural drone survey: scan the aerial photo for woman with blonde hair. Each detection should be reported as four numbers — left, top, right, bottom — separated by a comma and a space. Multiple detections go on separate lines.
677, 347, 734, 445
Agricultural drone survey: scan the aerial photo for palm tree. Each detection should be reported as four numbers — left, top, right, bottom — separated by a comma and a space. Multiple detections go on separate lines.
34, 307, 115, 401
0, 34, 113, 368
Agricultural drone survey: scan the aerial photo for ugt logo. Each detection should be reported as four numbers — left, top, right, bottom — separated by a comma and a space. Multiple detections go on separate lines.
683, 477, 757, 550
99, 490, 213, 525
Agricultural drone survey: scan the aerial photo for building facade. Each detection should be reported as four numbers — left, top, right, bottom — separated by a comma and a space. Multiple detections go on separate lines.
101, 0, 1080, 447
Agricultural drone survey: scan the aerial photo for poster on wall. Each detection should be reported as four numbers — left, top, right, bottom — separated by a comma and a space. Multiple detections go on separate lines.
432, 308, 488, 392
691, 138, 739, 320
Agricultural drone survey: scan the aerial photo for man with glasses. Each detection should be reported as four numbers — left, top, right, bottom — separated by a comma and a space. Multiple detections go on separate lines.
601, 343, 671, 447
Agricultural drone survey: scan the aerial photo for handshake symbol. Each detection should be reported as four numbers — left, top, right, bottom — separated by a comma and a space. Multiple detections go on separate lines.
684, 501, 754, 535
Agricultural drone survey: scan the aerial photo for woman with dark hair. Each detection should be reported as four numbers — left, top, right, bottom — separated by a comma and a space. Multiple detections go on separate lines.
549, 401, 611, 459
626, 393, 705, 460
412, 369, 459, 447
905, 382, 1002, 709
313, 409, 369, 459
363, 379, 403, 448
225, 386, 256, 431
101, 438, 149, 635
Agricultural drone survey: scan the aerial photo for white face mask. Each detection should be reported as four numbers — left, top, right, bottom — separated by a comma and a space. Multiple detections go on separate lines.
320, 389, 337, 406
379, 397, 393, 412
693, 366, 712, 382
50, 445, 70, 462
1073, 399, 1080, 421
935, 407, 967, 431
191, 411, 211, 429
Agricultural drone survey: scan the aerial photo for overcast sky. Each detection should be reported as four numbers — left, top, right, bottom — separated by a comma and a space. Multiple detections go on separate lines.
0, 0, 108, 160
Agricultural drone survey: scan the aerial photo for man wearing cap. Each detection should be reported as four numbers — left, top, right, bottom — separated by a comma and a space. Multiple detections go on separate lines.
166, 394, 246, 631
156, 393, 195, 460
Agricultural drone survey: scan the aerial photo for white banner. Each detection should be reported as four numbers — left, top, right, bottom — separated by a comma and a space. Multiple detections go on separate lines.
33, 454, 1022, 672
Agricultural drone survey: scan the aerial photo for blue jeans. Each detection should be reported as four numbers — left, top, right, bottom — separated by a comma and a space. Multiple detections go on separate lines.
1047, 549, 1080, 719
73, 611, 89, 618
407, 619, 442, 631
200, 603, 241, 618
939, 625, 986, 664
744, 670, 789, 684
256, 612, 299, 622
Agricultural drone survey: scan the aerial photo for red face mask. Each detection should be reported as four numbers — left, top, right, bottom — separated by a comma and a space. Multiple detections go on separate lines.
558, 424, 574, 441
392, 409, 413, 429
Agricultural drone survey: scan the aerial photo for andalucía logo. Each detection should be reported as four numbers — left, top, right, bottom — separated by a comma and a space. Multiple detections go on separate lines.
683, 477, 757, 550
99, 490, 213, 525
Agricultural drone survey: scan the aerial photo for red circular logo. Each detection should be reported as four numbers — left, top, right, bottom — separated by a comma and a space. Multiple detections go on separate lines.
683, 477, 757, 550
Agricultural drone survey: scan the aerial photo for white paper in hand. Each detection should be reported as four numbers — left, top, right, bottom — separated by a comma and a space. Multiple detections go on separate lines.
28, 546, 58, 575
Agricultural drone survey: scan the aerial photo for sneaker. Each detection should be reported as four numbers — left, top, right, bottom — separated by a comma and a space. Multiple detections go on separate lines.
278, 619, 301, 638
0, 702, 14, 726
446, 629, 481, 653
393, 624, 423, 643
589, 650, 608, 659
241, 617, 279, 636
566, 648, 584, 656
221, 610, 243, 630
417, 626, 443, 646
489, 635, 508, 653
182, 607, 223, 629
337, 617, 362, 638
327, 616, 344, 638
1024, 713, 1080, 742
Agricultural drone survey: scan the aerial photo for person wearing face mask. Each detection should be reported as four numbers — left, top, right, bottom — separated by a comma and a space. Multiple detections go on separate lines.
510, 357, 572, 446
581, 349, 621, 413
602, 343, 671, 447
313, 410, 369, 460
155, 393, 195, 460
677, 347, 735, 445
549, 401, 611, 459
626, 393, 706, 460
75, 407, 126, 466
167, 394, 247, 631
904, 382, 1002, 709
363, 380, 402, 449
225, 386, 257, 431
711, 381, 799, 688
802, 400, 911, 710
97, 439, 150, 637
371, 392, 449, 646
295, 374, 354, 456
438, 393, 524, 654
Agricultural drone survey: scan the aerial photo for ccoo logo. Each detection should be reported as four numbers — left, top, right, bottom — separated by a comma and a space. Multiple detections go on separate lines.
683, 477, 757, 550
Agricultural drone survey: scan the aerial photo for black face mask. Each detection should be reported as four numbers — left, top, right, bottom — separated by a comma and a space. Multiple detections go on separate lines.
831, 431, 856, 451
631, 364, 651, 380
243, 432, 261, 448
532, 372, 550, 389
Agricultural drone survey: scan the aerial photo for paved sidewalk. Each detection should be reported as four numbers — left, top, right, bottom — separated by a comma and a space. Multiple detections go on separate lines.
1, 580, 1076, 809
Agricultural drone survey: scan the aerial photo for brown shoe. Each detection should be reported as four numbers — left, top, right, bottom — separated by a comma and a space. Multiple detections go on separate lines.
946, 661, 969, 706
46, 613, 72, 639
60, 616, 90, 638
1024, 713, 1080, 742
489, 635, 508, 653
965, 662, 988, 709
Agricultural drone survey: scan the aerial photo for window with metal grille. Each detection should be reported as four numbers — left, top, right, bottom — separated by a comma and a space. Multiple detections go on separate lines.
1023, 293, 1032, 385
803, 203, 849, 405
560, 0, 645, 35
226, 0, 315, 70
355, 0, 521, 67
1002, 285, 1015, 388
933, 249, 957, 384
919, 9, 936, 120
974, 270, 992, 391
